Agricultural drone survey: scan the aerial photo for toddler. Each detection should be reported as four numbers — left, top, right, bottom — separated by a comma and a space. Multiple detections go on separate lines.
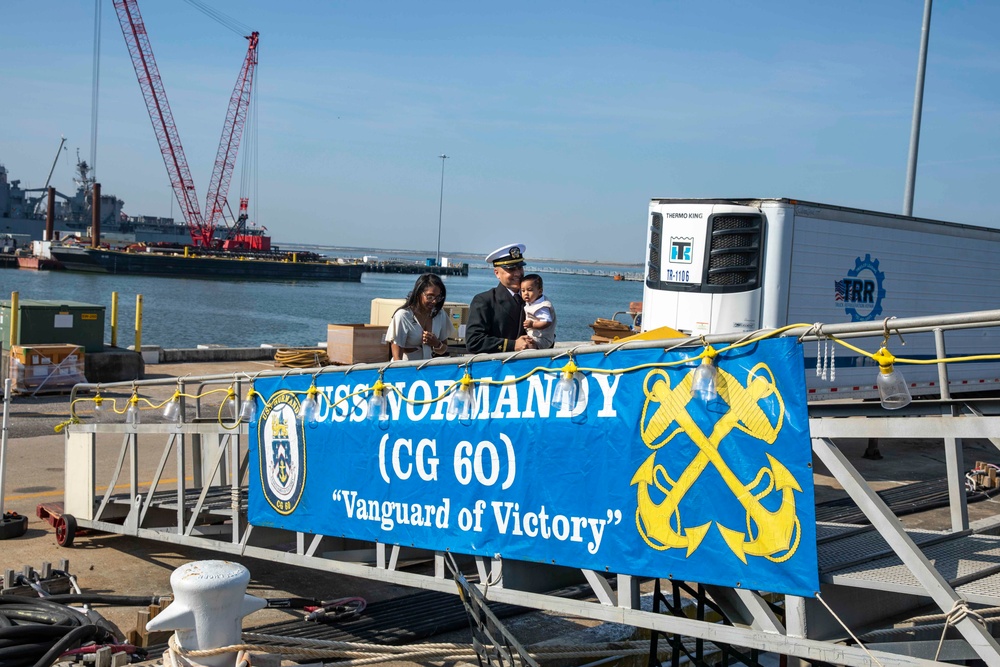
520, 273, 556, 349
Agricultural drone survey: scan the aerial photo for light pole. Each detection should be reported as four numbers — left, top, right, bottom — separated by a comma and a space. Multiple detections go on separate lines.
436, 154, 449, 267
903, 0, 932, 217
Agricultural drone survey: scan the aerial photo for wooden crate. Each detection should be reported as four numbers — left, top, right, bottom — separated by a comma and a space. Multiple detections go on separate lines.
125, 597, 173, 648
327, 324, 390, 364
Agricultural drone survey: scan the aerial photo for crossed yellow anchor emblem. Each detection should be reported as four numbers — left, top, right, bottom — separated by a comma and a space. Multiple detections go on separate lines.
630, 363, 802, 563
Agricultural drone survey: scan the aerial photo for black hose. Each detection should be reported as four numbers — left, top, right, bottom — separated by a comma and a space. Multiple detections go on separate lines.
31, 626, 100, 667
33, 594, 166, 607
0, 597, 119, 667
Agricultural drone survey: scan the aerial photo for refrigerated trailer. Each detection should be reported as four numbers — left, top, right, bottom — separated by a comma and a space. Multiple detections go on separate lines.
641, 198, 1000, 399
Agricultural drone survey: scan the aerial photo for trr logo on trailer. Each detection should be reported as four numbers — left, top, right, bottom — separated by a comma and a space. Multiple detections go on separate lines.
834, 254, 885, 322
669, 237, 694, 263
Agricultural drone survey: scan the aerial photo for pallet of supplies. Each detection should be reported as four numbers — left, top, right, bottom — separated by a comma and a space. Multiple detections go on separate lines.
8, 344, 86, 395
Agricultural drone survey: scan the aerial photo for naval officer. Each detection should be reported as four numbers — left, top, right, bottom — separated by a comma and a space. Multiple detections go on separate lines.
466, 243, 537, 354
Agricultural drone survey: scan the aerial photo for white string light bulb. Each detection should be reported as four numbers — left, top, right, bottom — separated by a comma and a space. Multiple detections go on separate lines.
553, 359, 583, 413
239, 386, 258, 422
368, 378, 389, 423
873, 346, 911, 410
93, 394, 108, 423
448, 372, 476, 419
691, 345, 718, 403
125, 393, 141, 426
299, 385, 320, 425
162, 390, 182, 424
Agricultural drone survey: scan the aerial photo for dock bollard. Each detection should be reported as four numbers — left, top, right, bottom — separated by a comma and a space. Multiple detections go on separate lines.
146, 560, 266, 667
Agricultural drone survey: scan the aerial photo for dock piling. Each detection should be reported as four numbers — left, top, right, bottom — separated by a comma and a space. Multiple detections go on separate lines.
135, 294, 142, 353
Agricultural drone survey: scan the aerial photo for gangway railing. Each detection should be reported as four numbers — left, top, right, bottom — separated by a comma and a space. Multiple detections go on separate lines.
60, 309, 1000, 667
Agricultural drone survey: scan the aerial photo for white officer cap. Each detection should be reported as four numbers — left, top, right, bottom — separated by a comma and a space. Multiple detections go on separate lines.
485, 243, 526, 267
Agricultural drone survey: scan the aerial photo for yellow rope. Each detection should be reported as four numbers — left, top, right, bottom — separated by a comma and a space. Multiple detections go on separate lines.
273, 348, 330, 368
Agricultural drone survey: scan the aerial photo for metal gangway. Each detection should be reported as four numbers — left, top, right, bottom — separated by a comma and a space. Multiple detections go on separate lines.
58, 309, 1000, 666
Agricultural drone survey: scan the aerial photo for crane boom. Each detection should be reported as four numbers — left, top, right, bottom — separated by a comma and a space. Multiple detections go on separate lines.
205, 31, 259, 235
112, 0, 213, 247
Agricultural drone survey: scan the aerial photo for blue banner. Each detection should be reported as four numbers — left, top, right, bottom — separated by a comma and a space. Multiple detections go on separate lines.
249, 338, 818, 596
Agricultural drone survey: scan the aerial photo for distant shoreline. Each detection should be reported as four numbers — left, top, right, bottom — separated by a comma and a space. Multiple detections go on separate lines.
281, 242, 643, 269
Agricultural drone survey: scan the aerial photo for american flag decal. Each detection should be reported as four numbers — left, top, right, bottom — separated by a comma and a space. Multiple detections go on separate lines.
834, 279, 846, 302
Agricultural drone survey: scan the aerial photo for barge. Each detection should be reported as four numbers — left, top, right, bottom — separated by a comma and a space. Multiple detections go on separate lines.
49, 245, 365, 282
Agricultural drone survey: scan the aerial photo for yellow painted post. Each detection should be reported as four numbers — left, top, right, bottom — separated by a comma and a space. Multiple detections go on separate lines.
135, 294, 143, 353
292, 252, 298, 263
184, 246, 190, 258
110, 292, 119, 348
9, 291, 18, 348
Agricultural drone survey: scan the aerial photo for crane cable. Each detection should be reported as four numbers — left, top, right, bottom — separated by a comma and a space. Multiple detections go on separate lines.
182, 0, 260, 233
181, 0, 251, 36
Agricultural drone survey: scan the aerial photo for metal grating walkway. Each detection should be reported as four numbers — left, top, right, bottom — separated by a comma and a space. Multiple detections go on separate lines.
103, 486, 246, 515
249, 589, 528, 645
819, 521, 1000, 604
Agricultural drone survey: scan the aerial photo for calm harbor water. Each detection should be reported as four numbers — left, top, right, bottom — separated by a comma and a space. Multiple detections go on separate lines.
0, 263, 643, 349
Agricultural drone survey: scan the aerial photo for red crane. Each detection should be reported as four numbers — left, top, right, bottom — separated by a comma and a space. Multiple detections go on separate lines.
204, 31, 259, 242
112, 0, 259, 249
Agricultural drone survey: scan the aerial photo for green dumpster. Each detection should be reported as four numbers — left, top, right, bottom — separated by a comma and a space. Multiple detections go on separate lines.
0, 299, 106, 353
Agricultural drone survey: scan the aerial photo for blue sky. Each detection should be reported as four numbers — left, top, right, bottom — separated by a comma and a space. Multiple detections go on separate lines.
2, 2, 999, 263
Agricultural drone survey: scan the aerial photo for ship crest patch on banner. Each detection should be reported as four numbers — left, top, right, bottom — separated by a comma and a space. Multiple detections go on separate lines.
634, 363, 801, 564
258, 390, 306, 515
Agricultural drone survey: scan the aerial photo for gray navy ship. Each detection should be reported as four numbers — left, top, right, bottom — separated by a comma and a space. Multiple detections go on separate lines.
0, 156, 191, 246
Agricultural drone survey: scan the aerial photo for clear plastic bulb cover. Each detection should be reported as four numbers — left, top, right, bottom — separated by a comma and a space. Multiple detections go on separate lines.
368, 393, 388, 422
94, 402, 108, 423
877, 367, 912, 410
553, 374, 579, 412
448, 387, 476, 419
162, 399, 181, 423
239, 396, 257, 422
308, 399, 322, 424
691, 361, 718, 402
125, 403, 141, 426
298, 395, 316, 420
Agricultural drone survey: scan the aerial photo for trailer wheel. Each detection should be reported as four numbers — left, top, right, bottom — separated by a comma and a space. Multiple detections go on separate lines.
55, 514, 77, 547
